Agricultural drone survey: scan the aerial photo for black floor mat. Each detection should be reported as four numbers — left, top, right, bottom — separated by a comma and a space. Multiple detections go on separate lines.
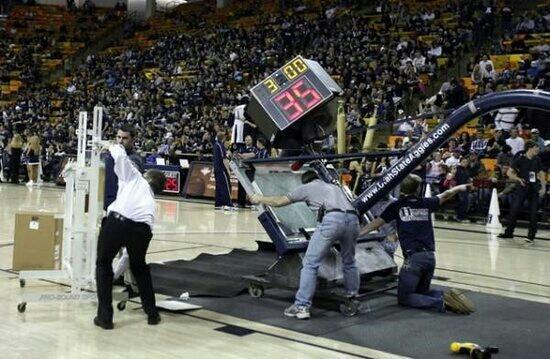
151, 247, 550, 358
190, 290, 550, 359
151, 248, 276, 297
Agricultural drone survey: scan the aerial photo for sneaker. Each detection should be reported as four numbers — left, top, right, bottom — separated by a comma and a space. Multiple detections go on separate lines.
147, 313, 161, 325
443, 289, 475, 314
284, 304, 310, 319
498, 233, 513, 239
94, 316, 114, 330
214, 206, 224, 210
524, 238, 535, 245
224, 205, 238, 212
25, 180, 34, 187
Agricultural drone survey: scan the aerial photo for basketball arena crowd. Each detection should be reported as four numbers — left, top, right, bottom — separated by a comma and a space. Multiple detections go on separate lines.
1, 0, 549, 222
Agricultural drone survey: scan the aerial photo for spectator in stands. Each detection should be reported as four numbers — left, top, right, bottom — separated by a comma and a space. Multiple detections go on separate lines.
486, 129, 506, 157
395, 118, 412, 135
446, 78, 468, 109
412, 52, 427, 73
7, 134, 23, 184
470, 64, 483, 85
445, 150, 461, 168
426, 151, 446, 194
24, 135, 41, 186
255, 137, 269, 159
494, 107, 519, 132
501, 6, 513, 34
468, 153, 485, 178
425, 92, 445, 114
470, 131, 488, 156
497, 144, 514, 174
530, 128, 545, 151
457, 132, 471, 155
516, 14, 535, 33
481, 63, 497, 83
448, 157, 471, 222
505, 128, 525, 155
392, 137, 403, 150
479, 54, 495, 79
0, 0, 483, 161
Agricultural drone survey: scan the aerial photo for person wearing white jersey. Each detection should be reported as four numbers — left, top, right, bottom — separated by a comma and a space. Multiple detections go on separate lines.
94, 144, 166, 330
493, 107, 519, 132
231, 95, 250, 147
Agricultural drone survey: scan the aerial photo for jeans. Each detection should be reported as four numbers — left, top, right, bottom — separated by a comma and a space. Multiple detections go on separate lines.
398, 251, 444, 312
295, 212, 360, 307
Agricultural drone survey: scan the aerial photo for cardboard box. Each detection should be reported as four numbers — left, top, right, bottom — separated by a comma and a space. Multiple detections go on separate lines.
12, 211, 63, 271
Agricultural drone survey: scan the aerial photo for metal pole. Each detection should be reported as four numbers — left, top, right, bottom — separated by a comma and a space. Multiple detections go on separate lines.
336, 99, 346, 160
362, 106, 378, 151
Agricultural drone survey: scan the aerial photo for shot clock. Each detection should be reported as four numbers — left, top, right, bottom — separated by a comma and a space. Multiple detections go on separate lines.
246, 56, 342, 149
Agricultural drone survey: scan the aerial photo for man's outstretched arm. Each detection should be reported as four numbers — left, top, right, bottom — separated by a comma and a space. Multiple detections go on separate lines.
249, 194, 292, 207
437, 184, 472, 204
359, 217, 386, 236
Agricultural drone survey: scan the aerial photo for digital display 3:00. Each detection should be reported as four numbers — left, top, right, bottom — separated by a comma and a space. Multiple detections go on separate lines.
262, 57, 309, 95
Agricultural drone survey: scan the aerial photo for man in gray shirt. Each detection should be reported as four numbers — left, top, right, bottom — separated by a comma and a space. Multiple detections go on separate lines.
250, 171, 360, 319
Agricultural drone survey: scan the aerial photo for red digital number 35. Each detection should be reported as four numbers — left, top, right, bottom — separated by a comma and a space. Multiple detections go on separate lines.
291, 79, 321, 109
274, 91, 304, 121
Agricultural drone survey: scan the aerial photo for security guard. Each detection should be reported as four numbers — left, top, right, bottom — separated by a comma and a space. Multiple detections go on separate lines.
499, 140, 547, 242
361, 174, 475, 314
250, 171, 359, 319
213, 131, 234, 210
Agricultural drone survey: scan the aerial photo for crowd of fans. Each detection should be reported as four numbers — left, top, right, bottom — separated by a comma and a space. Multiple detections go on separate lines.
352, 4, 550, 221
1, 0, 494, 182
0, 3, 125, 86
1, 0, 548, 214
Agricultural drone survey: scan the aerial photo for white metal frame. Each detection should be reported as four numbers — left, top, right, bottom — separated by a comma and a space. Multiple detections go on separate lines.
18, 107, 126, 308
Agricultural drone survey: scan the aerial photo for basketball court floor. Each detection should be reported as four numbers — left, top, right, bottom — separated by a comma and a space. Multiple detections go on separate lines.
1, 184, 549, 358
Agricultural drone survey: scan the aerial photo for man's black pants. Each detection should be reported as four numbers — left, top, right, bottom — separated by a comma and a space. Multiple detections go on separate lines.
504, 186, 539, 237
96, 213, 157, 322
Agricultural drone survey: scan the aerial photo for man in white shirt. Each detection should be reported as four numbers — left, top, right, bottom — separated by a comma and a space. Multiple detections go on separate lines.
479, 54, 495, 79
506, 128, 525, 155
94, 144, 166, 330
445, 151, 461, 167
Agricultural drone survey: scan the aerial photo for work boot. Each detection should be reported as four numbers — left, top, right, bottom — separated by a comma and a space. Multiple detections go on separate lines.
444, 289, 475, 314
284, 304, 310, 319
147, 313, 161, 325
94, 316, 114, 330
498, 232, 513, 239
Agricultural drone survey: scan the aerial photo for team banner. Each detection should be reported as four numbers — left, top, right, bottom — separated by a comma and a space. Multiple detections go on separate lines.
352, 90, 550, 214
